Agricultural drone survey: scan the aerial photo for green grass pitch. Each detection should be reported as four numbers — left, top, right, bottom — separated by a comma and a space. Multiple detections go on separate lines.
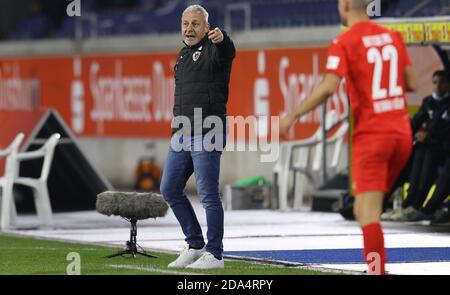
0, 234, 339, 275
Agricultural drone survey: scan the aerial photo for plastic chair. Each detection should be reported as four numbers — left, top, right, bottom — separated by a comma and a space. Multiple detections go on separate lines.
273, 133, 322, 211
273, 116, 327, 211
0, 133, 25, 230
13, 133, 61, 229
273, 110, 349, 211
291, 113, 349, 210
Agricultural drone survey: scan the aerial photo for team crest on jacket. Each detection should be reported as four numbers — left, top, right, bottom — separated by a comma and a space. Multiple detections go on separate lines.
193, 51, 201, 62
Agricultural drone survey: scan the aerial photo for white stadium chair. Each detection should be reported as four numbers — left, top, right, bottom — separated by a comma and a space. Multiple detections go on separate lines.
291, 115, 349, 210
0, 133, 60, 230
273, 133, 321, 211
0, 133, 25, 230
13, 133, 61, 229
273, 111, 349, 211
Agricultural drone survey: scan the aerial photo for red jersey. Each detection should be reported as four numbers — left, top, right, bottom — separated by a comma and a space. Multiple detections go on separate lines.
326, 21, 412, 140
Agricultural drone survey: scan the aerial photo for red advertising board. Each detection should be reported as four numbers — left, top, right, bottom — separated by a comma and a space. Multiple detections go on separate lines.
0, 45, 443, 140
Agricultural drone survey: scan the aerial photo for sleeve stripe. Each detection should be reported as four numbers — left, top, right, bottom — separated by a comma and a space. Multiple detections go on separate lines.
326, 56, 340, 70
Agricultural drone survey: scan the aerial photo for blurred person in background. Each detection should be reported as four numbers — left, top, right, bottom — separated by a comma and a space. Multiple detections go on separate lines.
93, 0, 140, 11
138, 0, 164, 11
401, 70, 450, 221
422, 158, 450, 225
40, 0, 68, 32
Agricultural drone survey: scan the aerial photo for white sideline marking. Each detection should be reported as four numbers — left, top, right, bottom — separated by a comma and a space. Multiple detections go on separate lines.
107, 264, 203, 275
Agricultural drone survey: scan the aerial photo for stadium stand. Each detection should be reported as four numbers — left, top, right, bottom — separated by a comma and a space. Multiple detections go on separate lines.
5, 0, 450, 40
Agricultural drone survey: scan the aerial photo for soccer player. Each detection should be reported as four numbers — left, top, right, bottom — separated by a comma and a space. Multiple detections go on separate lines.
280, 0, 417, 274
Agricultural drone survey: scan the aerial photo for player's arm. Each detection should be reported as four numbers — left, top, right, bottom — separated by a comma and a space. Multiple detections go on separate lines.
280, 73, 341, 135
396, 30, 417, 93
404, 66, 418, 92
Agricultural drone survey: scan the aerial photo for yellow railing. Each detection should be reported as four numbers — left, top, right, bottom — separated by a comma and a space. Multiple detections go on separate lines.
341, 18, 450, 44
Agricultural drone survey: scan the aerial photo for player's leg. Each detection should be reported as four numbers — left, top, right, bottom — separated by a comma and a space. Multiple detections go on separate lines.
354, 192, 384, 225
354, 137, 412, 274
353, 191, 386, 275
352, 135, 397, 275
387, 154, 412, 197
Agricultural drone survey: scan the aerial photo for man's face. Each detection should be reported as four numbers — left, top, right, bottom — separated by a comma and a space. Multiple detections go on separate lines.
432, 75, 450, 97
338, 0, 349, 26
181, 10, 209, 46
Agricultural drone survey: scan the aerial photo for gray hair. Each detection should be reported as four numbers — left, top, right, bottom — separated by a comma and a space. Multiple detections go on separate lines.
182, 4, 209, 23
349, 0, 372, 9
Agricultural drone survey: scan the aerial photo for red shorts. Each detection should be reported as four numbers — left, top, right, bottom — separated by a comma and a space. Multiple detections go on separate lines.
352, 135, 412, 195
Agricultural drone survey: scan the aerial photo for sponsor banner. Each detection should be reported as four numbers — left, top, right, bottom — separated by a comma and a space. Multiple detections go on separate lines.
0, 46, 443, 140
425, 22, 450, 43
383, 23, 425, 43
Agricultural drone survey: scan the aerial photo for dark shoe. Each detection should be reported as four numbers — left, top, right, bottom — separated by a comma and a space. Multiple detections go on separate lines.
405, 209, 432, 222
338, 205, 355, 221
430, 209, 450, 225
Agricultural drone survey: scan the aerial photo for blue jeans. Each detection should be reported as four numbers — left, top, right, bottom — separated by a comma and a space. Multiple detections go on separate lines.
160, 134, 224, 259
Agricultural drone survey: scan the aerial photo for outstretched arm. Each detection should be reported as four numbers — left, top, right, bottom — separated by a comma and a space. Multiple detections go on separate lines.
279, 73, 342, 136
209, 28, 236, 65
